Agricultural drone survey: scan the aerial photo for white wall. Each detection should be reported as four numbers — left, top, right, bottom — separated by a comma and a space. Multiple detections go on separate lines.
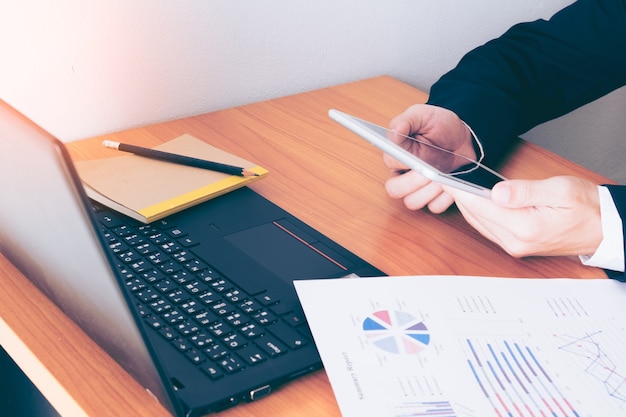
3, 1, 624, 182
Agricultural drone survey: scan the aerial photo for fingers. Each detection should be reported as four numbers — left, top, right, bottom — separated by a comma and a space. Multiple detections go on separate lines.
381, 104, 480, 215
444, 185, 536, 257
491, 177, 599, 208
385, 170, 430, 199
388, 120, 412, 143
389, 105, 423, 136
426, 191, 455, 214
382, 152, 409, 171
385, 170, 454, 212
491, 181, 533, 207
443, 177, 603, 257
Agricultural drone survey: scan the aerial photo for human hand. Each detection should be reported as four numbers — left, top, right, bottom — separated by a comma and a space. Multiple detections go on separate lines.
384, 104, 477, 213
443, 176, 602, 257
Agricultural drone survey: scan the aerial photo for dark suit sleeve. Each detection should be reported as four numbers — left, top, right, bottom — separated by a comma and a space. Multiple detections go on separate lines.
425, 0, 626, 277
604, 185, 626, 280
427, 0, 626, 166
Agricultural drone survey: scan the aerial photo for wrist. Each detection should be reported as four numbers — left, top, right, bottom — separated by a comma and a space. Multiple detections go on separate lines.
460, 121, 483, 163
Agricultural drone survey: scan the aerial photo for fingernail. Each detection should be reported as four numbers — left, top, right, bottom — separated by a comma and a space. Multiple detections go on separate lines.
492, 183, 510, 205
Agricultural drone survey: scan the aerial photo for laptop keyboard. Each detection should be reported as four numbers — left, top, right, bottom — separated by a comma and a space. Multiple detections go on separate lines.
91, 203, 312, 380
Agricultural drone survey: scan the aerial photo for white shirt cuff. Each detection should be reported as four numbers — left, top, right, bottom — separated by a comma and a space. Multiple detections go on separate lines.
579, 185, 625, 272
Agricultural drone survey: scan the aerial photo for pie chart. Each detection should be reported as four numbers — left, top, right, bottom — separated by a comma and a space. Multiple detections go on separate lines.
362, 310, 430, 354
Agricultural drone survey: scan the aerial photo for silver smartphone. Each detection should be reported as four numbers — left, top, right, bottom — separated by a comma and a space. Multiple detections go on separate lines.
329, 109, 505, 198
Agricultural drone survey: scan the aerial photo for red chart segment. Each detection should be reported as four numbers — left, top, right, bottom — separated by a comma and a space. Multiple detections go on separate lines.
362, 310, 430, 354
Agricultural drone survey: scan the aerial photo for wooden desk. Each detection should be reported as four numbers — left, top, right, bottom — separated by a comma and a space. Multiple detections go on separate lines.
0, 76, 608, 417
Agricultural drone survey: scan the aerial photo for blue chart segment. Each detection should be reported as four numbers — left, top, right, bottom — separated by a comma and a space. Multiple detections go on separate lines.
394, 400, 456, 417
464, 338, 580, 417
362, 310, 430, 355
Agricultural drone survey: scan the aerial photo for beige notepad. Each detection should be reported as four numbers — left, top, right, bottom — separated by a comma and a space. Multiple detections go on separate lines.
75, 134, 268, 223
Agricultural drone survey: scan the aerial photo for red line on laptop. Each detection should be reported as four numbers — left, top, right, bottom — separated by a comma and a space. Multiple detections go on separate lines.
272, 221, 348, 271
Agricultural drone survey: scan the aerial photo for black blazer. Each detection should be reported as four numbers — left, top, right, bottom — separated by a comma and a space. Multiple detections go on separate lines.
426, 0, 626, 279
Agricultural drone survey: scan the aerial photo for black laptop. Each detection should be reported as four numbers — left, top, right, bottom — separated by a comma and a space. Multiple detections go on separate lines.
0, 99, 384, 416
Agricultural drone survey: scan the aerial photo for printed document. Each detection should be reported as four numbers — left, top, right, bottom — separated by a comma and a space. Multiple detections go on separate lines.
295, 275, 626, 417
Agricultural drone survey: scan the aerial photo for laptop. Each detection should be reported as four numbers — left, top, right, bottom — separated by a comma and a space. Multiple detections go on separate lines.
0, 99, 385, 416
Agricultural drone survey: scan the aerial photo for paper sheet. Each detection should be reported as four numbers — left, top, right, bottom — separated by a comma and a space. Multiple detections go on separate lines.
294, 275, 626, 417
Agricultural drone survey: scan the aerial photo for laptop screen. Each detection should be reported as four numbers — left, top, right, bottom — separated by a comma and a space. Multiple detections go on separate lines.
0, 100, 181, 416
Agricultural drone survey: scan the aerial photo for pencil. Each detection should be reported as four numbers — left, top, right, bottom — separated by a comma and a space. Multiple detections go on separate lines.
102, 140, 259, 177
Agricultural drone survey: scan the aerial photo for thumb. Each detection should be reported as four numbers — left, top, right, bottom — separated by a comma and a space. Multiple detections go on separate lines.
491, 179, 548, 208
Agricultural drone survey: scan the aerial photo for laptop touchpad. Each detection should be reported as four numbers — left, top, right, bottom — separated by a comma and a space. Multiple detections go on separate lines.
224, 219, 352, 282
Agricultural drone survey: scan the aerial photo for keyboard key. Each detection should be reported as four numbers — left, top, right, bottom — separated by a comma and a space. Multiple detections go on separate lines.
207, 321, 233, 338
135, 303, 150, 317
166, 288, 190, 304
113, 224, 133, 237
155, 279, 178, 293
159, 326, 176, 341
202, 364, 224, 380
209, 279, 232, 293
167, 227, 187, 239
126, 277, 145, 292
225, 311, 246, 327
118, 250, 141, 264
108, 240, 128, 254
148, 232, 170, 245
190, 332, 214, 348
218, 356, 244, 373
155, 218, 176, 229
135, 288, 159, 303
239, 299, 263, 314
183, 259, 208, 273
196, 268, 223, 282
269, 302, 291, 316
160, 241, 182, 254
184, 280, 209, 295
159, 261, 181, 275
283, 312, 306, 327
171, 250, 193, 263
148, 252, 170, 265
180, 299, 201, 315
150, 298, 173, 314
137, 225, 159, 235
175, 321, 200, 337
197, 291, 221, 306
257, 337, 288, 357
141, 269, 168, 283
240, 323, 263, 339
211, 301, 234, 316
170, 270, 192, 284
237, 345, 267, 366
224, 289, 244, 304
178, 236, 199, 247
257, 293, 278, 306
194, 311, 215, 327
185, 349, 205, 365
145, 315, 164, 330
267, 321, 308, 350
173, 337, 191, 352
162, 309, 184, 324
96, 212, 124, 228
129, 260, 150, 273
222, 333, 245, 350
123, 233, 145, 247
204, 342, 228, 360
252, 310, 276, 326
134, 242, 157, 256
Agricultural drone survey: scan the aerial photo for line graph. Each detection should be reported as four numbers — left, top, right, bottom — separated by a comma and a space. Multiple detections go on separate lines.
557, 330, 626, 403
